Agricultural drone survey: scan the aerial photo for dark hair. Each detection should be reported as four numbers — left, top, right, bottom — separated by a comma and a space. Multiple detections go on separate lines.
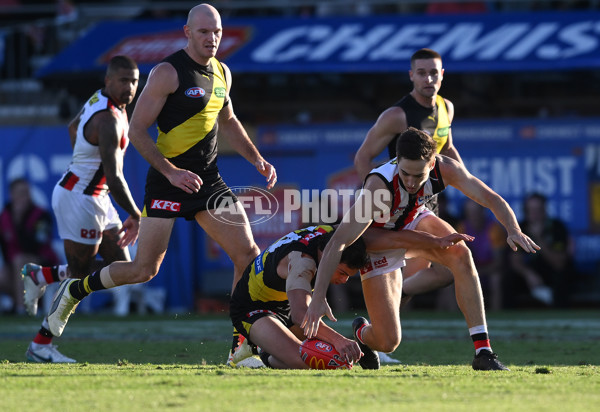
411, 48, 442, 67
9, 177, 29, 191
395, 126, 437, 161
107, 55, 138, 75
318, 230, 369, 270
525, 192, 547, 205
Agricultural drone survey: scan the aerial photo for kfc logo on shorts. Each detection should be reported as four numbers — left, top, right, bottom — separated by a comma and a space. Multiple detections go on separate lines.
151, 199, 181, 212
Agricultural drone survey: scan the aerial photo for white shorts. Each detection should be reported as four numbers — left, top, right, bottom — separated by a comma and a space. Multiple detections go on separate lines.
360, 209, 434, 281
52, 185, 121, 245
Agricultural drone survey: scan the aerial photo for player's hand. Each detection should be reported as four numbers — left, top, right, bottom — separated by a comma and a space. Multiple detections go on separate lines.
117, 215, 140, 248
301, 297, 336, 339
332, 336, 363, 364
166, 168, 203, 193
507, 230, 541, 253
255, 160, 277, 189
438, 232, 475, 249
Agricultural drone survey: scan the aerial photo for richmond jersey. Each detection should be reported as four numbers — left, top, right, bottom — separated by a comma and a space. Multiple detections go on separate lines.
155, 50, 229, 176
367, 158, 445, 231
387, 94, 451, 158
58, 90, 128, 197
231, 225, 334, 314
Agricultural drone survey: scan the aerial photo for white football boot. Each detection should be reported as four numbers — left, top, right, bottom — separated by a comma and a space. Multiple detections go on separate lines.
26, 342, 76, 363
21, 263, 46, 316
47, 279, 80, 337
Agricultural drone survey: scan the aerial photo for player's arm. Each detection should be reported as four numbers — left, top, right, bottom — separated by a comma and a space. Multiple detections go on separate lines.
354, 107, 407, 180
362, 226, 474, 251
95, 111, 141, 247
218, 62, 276, 189
439, 155, 540, 253
67, 109, 83, 149
129, 63, 202, 194
301, 176, 389, 338
438, 98, 463, 164
285, 252, 362, 363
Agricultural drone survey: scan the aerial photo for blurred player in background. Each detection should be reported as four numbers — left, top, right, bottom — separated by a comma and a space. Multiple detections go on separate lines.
45, 4, 276, 364
22, 55, 141, 363
303, 127, 541, 371
0, 178, 59, 314
507, 193, 574, 308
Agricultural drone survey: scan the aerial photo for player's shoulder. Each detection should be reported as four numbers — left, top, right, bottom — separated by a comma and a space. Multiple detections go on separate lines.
149, 61, 178, 79
437, 154, 465, 179
146, 62, 179, 93
375, 106, 407, 129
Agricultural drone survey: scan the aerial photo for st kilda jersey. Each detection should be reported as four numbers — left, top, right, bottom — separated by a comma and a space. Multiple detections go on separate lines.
367, 157, 445, 231
58, 90, 128, 197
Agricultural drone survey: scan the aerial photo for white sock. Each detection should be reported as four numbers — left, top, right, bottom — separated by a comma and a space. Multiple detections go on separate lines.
58, 264, 69, 281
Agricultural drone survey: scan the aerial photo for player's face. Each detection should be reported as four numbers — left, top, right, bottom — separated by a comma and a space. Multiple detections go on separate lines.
396, 157, 435, 194
184, 11, 222, 63
330, 263, 357, 285
106, 68, 139, 107
409, 58, 444, 99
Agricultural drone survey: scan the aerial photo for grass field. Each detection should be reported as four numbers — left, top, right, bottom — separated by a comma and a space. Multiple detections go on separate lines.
1, 309, 599, 411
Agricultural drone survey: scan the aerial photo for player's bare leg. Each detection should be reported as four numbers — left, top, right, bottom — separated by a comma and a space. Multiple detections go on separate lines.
249, 317, 307, 369
107, 217, 175, 286
195, 203, 260, 292
196, 203, 261, 366
359, 268, 403, 353
408, 215, 486, 328
402, 262, 454, 298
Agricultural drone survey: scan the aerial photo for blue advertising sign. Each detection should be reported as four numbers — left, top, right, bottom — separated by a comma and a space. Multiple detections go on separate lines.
36, 11, 600, 77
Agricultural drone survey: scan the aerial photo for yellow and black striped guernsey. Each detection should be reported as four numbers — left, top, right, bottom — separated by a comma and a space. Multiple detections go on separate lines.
230, 225, 334, 317
387, 93, 450, 158
156, 49, 229, 176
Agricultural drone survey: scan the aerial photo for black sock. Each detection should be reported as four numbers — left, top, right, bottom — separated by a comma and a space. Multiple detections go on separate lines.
69, 270, 106, 300
39, 326, 53, 339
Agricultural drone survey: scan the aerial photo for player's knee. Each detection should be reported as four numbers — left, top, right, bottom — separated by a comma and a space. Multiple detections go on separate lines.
445, 243, 473, 270
130, 261, 160, 284
377, 335, 401, 353
371, 329, 401, 353
233, 243, 260, 268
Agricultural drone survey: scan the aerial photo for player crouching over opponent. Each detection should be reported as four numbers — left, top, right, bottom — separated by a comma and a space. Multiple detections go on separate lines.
229, 225, 368, 369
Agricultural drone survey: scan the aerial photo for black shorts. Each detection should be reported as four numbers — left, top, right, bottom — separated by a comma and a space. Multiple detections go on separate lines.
230, 267, 293, 345
142, 167, 237, 220
230, 307, 293, 346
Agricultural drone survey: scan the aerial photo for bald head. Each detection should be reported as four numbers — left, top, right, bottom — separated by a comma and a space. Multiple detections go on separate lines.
184, 3, 223, 64
187, 3, 220, 25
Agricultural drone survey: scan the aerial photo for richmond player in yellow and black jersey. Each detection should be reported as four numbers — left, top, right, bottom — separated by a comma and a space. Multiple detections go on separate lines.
229, 225, 368, 369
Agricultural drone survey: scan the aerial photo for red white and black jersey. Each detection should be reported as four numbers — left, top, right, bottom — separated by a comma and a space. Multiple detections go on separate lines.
58, 90, 128, 197
367, 157, 445, 231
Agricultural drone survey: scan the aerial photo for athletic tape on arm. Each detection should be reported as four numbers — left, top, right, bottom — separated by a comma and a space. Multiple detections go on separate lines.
285, 251, 317, 293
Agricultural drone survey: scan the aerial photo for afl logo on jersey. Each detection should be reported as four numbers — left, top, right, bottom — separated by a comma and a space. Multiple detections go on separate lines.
185, 87, 205, 98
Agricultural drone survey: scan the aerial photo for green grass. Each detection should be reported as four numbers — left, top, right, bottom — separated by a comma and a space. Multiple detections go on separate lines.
1, 310, 599, 411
